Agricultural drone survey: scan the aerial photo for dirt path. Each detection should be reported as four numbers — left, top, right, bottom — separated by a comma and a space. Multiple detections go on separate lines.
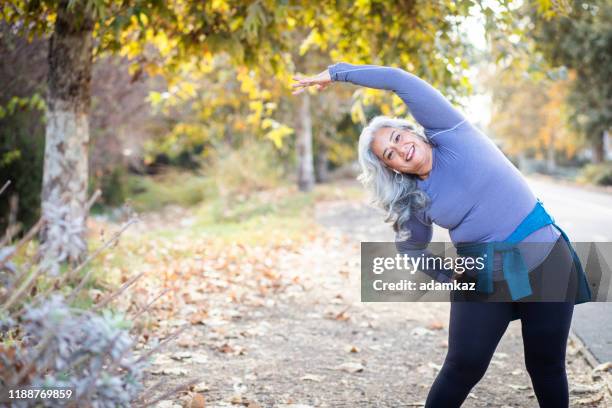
143, 199, 609, 408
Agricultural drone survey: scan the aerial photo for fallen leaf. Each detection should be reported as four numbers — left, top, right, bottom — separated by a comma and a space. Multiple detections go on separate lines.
334, 362, 364, 373
189, 393, 206, 408
507, 384, 529, 390
427, 321, 444, 330
150, 367, 188, 376
411, 327, 435, 337
177, 336, 198, 348
154, 400, 181, 408
593, 361, 612, 373
151, 354, 174, 365
570, 383, 601, 394
191, 381, 209, 392
575, 393, 604, 405
345, 345, 359, 353
218, 343, 235, 354
230, 394, 246, 404
191, 353, 208, 364
300, 374, 324, 382
171, 351, 192, 361
335, 306, 351, 321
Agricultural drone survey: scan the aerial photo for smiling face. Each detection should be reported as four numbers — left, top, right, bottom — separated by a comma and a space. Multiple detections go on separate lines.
370, 126, 433, 178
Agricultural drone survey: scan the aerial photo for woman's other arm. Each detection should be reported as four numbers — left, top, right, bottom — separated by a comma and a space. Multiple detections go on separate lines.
329, 63, 465, 132
396, 212, 455, 283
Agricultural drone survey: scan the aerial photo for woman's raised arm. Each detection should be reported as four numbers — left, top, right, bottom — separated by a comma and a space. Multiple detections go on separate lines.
293, 62, 465, 132
330, 63, 465, 131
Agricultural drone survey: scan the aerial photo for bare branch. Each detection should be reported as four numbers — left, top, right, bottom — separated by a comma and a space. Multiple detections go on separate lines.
90, 270, 145, 311
63, 217, 137, 302
0, 180, 11, 196
132, 378, 166, 405
138, 377, 200, 407
0, 217, 44, 270
86, 189, 102, 211
1, 264, 45, 312
135, 325, 190, 365
0, 224, 22, 248
10, 330, 55, 387
130, 288, 171, 322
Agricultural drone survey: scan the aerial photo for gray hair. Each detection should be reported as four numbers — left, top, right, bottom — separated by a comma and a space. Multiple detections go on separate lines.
357, 116, 431, 238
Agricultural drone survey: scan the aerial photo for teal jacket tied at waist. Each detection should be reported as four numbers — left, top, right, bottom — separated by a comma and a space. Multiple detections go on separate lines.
456, 199, 592, 303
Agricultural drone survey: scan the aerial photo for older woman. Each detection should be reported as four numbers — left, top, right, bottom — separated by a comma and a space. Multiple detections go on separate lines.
292, 63, 591, 408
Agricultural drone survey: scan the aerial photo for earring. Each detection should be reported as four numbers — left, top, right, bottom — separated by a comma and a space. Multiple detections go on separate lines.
393, 169, 401, 175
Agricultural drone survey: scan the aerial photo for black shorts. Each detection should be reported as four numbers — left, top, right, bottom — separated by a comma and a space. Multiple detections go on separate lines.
451, 236, 580, 303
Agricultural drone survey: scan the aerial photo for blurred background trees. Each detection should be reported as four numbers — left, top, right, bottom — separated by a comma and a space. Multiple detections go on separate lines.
532, 0, 612, 164
1, 0, 611, 260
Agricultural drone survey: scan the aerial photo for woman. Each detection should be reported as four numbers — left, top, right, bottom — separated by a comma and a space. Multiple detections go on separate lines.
292, 63, 591, 408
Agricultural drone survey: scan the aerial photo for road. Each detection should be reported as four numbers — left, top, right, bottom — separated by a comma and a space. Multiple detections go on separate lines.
525, 176, 612, 365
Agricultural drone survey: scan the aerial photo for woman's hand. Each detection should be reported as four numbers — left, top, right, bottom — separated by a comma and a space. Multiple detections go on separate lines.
292, 69, 332, 95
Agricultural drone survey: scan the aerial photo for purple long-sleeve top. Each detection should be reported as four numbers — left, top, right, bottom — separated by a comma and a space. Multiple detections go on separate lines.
328, 62, 561, 282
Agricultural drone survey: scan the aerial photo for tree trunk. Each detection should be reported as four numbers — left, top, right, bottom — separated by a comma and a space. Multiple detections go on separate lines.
546, 130, 556, 173
40, 0, 94, 270
592, 131, 605, 164
296, 92, 315, 192
315, 142, 329, 183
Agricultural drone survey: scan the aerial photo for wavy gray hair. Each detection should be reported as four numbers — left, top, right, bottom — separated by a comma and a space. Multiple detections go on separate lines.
357, 116, 431, 238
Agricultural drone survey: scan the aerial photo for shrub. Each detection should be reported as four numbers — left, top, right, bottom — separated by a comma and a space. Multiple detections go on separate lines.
206, 139, 284, 199
578, 163, 612, 186
97, 167, 128, 208
0, 295, 146, 408
125, 171, 214, 212
0, 207, 148, 407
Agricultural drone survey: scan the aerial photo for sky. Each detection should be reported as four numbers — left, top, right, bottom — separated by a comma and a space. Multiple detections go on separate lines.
459, 9, 494, 130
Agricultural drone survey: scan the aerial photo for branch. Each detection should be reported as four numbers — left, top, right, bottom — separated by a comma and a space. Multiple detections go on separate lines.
138, 378, 200, 407
129, 288, 171, 322
135, 325, 190, 365
64, 217, 138, 303
0, 180, 11, 196
0, 217, 45, 270
90, 270, 146, 311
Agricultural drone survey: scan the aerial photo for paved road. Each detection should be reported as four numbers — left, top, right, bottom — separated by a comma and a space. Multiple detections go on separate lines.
525, 177, 612, 364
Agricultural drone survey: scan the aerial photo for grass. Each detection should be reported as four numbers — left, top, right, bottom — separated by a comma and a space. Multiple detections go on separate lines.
3, 170, 367, 315
57, 166, 367, 297
125, 170, 215, 213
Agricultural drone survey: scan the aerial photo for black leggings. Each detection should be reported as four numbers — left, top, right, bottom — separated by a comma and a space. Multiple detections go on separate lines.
426, 238, 576, 407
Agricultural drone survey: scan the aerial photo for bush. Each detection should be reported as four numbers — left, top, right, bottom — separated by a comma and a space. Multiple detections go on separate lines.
0, 209, 147, 407
125, 171, 214, 212
0, 109, 45, 231
94, 167, 129, 208
206, 139, 284, 199
578, 163, 612, 186
0, 295, 146, 408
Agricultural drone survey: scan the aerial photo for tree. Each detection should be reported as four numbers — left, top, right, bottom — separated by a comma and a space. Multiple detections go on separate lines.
531, 0, 612, 162
2, 0, 295, 266
40, 0, 95, 267
487, 64, 581, 171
